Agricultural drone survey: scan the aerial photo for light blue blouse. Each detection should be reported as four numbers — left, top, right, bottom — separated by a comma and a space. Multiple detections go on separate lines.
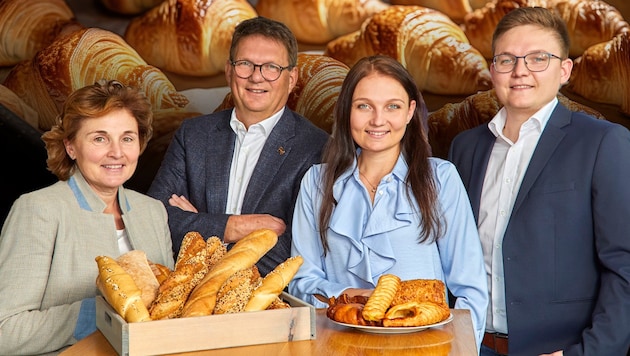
289, 154, 488, 347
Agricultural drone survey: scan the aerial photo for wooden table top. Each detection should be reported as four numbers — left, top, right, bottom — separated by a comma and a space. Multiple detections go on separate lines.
61, 308, 477, 356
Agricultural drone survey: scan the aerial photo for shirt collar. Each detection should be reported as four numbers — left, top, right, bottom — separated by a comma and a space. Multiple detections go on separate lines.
229, 107, 285, 137
487, 97, 558, 138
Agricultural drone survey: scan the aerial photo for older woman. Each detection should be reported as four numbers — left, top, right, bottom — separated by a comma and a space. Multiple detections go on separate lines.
0, 80, 174, 355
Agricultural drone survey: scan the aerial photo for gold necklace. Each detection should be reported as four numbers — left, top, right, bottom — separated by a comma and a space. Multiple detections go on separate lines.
359, 171, 378, 193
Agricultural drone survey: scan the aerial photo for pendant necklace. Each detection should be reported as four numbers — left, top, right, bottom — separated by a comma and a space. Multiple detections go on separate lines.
359, 171, 378, 193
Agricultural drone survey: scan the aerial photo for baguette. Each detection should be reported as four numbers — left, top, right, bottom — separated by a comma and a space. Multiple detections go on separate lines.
95, 255, 151, 323
149, 232, 210, 319
181, 229, 278, 317
244, 255, 304, 312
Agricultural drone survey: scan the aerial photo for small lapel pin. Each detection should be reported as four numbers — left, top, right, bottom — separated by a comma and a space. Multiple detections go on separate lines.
278, 146, 285, 155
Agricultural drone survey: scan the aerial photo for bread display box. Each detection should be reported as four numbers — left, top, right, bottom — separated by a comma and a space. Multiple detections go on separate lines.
96, 292, 316, 356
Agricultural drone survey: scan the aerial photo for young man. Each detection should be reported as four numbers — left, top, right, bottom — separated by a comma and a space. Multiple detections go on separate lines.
148, 17, 329, 276
449, 7, 630, 356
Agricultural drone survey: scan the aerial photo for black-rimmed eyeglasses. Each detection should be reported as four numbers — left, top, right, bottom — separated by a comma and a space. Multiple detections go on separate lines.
492, 52, 563, 73
230, 60, 292, 81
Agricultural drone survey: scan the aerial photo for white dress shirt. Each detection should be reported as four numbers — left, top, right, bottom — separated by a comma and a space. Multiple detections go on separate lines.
225, 109, 283, 214
478, 98, 557, 333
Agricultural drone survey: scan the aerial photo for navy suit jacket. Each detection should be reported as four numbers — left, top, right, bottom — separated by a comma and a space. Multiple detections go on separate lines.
148, 108, 329, 276
449, 103, 630, 356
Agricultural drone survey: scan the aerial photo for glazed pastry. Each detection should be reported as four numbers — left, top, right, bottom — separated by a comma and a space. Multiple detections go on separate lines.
382, 301, 450, 327
362, 274, 401, 321
124, 0, 257, 76
255, 0, 390, 44
325, 5, 492, 95
567, 32, 630, 117
464, 0, 630, 59
2, 27, 191, 131
100, 0, 163, 15
390, 0, 472, 23
0, 0, 76, 66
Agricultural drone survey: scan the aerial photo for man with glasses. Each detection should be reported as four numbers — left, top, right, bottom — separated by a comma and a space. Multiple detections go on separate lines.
449, 7, 630, 356
148, 17, 329, 276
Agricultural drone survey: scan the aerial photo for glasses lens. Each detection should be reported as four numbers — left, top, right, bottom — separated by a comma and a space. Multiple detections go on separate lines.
524, 53, 551, 72
260, 63, 282, 81
233, 61, 254, 79
493, 54, 516, 73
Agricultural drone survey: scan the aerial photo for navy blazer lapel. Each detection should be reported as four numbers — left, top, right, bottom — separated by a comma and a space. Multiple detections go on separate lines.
206, 112, 235, 214
512, 104, 570, 214
242, 110, 295, 212
470, 129, 496, 219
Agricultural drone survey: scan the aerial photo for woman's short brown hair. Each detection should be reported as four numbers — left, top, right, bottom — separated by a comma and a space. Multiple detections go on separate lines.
41, 79, 153, 180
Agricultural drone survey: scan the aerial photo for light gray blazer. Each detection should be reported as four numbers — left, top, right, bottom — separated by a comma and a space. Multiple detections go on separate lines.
0, 171, 174, 355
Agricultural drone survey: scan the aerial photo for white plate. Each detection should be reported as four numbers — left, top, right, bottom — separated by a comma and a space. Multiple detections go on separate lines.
331, 313, 454, 334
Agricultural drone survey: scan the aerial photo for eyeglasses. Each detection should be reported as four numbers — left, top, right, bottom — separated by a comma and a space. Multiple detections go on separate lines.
492, 52, 563, 73
230, 60, 292, 81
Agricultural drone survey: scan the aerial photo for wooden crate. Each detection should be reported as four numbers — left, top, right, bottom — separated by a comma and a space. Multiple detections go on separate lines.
96, 292, 316, 356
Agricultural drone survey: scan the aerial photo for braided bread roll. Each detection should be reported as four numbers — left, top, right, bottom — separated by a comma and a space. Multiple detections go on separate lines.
2, 27, 191, 131
255, 0, 390, 45
124, 0, 257, 77
362, 274, 401, 321
325, 5, 492, 95
566, 32, 630, 117
0, 0, 76, 66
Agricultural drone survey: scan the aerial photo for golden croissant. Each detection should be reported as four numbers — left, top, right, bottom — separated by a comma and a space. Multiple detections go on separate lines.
390, 0, 472, 24
325, 5, 492, 95
255, 0, 390, 45
124, 0, 257, 77
0, 0, 76, 66
100, 0, 163, 15
383, 301, 450, 327
464, 0, 630, 59
3, 27, 190, 131
566, 32, 630, 117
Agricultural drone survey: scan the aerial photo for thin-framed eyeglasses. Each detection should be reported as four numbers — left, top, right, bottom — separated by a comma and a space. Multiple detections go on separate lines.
230, 60, 292, 81
492, 52, 563, 73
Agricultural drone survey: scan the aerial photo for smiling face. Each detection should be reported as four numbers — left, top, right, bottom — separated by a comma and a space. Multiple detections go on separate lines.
64, 109, 140, 197
491, 25, 573, 119
225, 34, 297, 127
350, 73, 416, 160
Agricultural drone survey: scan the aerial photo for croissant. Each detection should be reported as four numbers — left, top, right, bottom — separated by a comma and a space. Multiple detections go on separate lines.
0, 0, 76, 67
427, 89, 606, 158
124, 0, 257, 77
325, 5, 492, 95
2, 27, 191, 131
215, 53, 349, 133
382, 301, 450, 327
0, 84, 38, 129
255, 0, 390, 45
464, 0, 630, 59
100, 0, 163, 15
552, 0, 629, 57
390, 0, 472, 24
566, 32, 630, 117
